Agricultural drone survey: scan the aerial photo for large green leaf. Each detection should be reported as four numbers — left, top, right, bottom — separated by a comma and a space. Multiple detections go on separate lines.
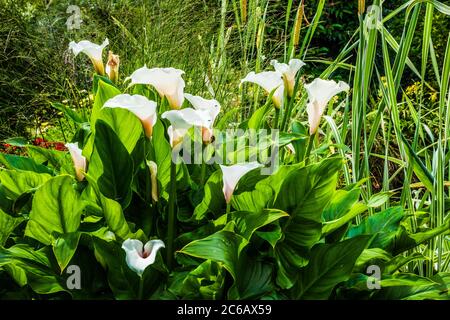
247, 102, 272, 130
91, 80, 121, 126
383, 252, 428, 274
0, 169, 51, 200
223, 131, 303, 167
347, 206, 404, 249
0, 153, 53, 174
322, 189, 360, 222
273, 157, 342, 221
0, 245, 67, 295
290, 121, 308, 162
292, 236, 369, 299
0, 209, 24, 245
372, 273, 450, 300
99, 195, 132, 240
193, 170, 225, 221
88, 120, 133, 205
354, 248, 392, 272
231, 164, 303, 213
322, 202, 368, 236
52, 232, 81, 272
228, 251, 274, 300
393, 219, 450, 254
27, 146, 72, 174
177, 260, 226, 299
255, 222, 283, 248
273, 158, 342, 288
380, 273, 438, 287
179, 227, 249, 280
85, 175, 132, 240
25, 175, 83, 245
232, 209, 289, 241
150, 119, 173, 200
97, 107, 143, 154
274, 217, 323, 289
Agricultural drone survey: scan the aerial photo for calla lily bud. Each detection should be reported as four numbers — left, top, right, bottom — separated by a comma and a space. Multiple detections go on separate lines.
219, 162, 263, 204
184, 93, 221, 144
241, 71, 284, 108
147, 160, 158, 203
122, 239, 165, 277
304, 78, 350, 135
270, 59, 305, 97
103, 94, 157, 138
286, 143, 296, 154
69, 39, 109, 75
65, 142, 87, 181
126, 66, 185, 109
106, 51, 120, 83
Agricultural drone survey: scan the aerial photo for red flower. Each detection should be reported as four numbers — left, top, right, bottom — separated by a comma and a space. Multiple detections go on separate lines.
33, 137, 46, 146
53, 142, 67, 151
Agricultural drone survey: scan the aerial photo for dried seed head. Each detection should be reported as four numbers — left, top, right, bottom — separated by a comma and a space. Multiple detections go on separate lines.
358, 0, 365, 16
293, 1, 304, 47
106, 51, 120, 83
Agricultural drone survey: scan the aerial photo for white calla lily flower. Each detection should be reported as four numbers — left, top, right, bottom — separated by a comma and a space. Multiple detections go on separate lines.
122, 239, 165, 277
69, 39, 109, 75
304, 78, 350, 135
270, 59, 305, 97
103, 94, 157, 138
161, 108, 206, 147
66, 142, 87, 182
219, 162, 263, 204
126, 66, 185, 109
184, 93, 221, 143
241, 71, 284, 108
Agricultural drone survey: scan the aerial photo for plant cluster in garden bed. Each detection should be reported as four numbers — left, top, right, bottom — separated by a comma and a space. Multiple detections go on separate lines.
1, 138, 67, 159
1, 31, 450, 301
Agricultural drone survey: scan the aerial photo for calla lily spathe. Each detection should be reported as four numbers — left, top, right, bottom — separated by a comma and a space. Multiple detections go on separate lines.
270, 59, 305, 97
304, 78, 350, 135
184, 93, 221, 143
126, 66, 185, 109
161, 108, 206, 147
103, 94, 157, 138
122, 239, 165, 277
147, 160, 159, 203
241, 71, 284, 108
66, 142, 87, 182
219, 162, 263, 204
69, 39, 109, 75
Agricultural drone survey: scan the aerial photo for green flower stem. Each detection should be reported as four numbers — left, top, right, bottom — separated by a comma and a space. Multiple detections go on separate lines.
144, 139, 151, 203
280, 91, 291, 132
138, 276, 144, 300
167, 160, 177, 270
226, 202, 231, 223
305, 132, 316, 165
200, 159, 207, 186
281, 72, 303, 132
280, 103, 289, 133
144, 139, 157, 236
274, 107, 280, 129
